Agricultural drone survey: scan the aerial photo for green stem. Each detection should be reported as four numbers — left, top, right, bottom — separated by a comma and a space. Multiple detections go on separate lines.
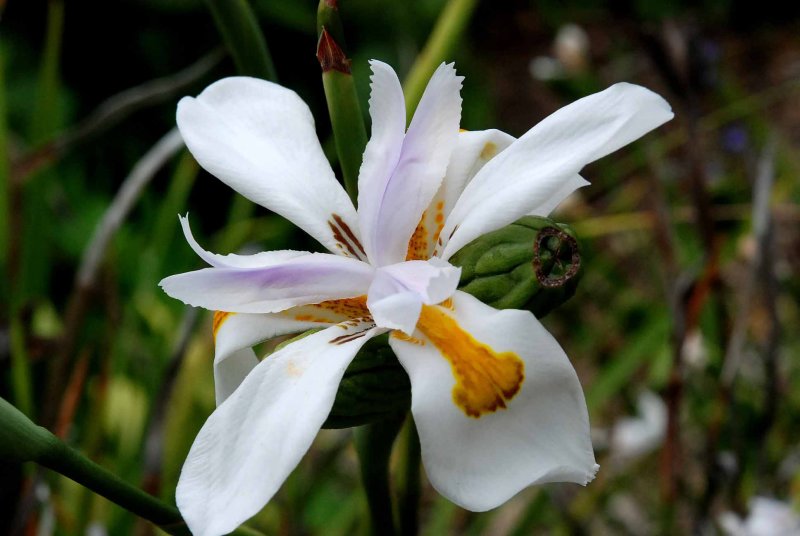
40, 443, 191, 535
8, 316, 33, 418
31, 0, 64, 143
0, 398, 263, 536
402, 0, 478, 121
396, 418, 421, 536
354, 413, 406, 536
317, 1, 367, 205
205, 0, 277, 80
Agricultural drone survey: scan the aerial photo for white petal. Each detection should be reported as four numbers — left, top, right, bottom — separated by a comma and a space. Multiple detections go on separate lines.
441, 83, 673, 259
366, 260, 461, 334
179, 214, 308, 268
177, 77, 362, 257
177, 323, 380, 536
367, 291, 422, 336
529, 174, 589, 217
390, 291, 597, 511
358, 61, 463, 266
412, 129, 515, 259
441, 129, 517, 218
212, 312, 333, 404
159, 253, 374, 314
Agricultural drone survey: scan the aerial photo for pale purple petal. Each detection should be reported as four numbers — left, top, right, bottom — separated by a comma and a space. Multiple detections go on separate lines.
179, 214, 309, 268
159, 253, 374, 313
367, 259, 461, 334
358, 61, 463, 266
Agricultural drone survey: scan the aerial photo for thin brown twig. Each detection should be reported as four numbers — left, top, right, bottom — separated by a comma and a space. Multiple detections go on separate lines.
10, 49, 220, 186
140, 308, 199, 497
639, 21, 727, 526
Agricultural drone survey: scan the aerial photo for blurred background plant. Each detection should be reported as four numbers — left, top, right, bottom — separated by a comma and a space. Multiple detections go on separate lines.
1, 0, 800, 534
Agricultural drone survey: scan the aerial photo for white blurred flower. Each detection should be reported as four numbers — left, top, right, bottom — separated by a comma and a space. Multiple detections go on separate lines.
719, 497, 800, 536
529, 23, 590, 81
554, 23, 590, 74
610, 390, 667, 460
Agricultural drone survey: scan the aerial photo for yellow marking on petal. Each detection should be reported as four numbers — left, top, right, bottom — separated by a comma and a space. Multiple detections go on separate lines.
213, 311, 234, 341
459, 128, 468, 133
440, 297, 454, 310
480, 142, 498, 160
416, 305, 524, 418
286, 360, 304, 377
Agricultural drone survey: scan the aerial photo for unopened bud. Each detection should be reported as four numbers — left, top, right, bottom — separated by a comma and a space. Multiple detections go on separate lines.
452, 216, 582, 317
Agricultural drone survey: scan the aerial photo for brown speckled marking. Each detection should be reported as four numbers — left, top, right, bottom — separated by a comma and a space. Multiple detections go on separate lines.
329, 328, 371, 346
328, 214, 366, 260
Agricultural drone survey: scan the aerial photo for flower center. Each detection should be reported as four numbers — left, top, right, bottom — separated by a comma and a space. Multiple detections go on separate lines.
415, 304, 524, 418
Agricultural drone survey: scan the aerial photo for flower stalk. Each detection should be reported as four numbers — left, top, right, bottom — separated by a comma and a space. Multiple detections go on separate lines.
402, 0, 478, 122
354, 412, 406, 536
204, 0, 276, 81
316, 0, 367, 205
396, 420, 422, 536
0, 397, 263, 536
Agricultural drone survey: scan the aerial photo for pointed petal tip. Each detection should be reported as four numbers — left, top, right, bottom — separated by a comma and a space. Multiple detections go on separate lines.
584, 463, 600, 485
609, 81, 674, 121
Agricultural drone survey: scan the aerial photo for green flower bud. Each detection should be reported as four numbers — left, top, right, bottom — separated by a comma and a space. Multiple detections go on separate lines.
322, 217, 583, 429
451, 216, 582, 317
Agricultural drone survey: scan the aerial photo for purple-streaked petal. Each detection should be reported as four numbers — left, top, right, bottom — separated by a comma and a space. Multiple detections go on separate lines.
180, 214, 308, 268
367, 259, 460, 334
357, 61, 463, 266
159, 253, 374, 314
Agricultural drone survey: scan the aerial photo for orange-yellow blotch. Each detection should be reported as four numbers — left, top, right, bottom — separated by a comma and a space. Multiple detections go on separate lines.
213, 311, 234, 340
416, 305, 524, 418
406, 210, 430, 260
407, 201, 448, 260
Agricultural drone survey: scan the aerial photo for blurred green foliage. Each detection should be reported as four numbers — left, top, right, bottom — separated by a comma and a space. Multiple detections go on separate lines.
2, 0, 800, 534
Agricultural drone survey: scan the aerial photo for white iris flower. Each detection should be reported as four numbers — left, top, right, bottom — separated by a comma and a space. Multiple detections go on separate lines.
160, 60, 672, 536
